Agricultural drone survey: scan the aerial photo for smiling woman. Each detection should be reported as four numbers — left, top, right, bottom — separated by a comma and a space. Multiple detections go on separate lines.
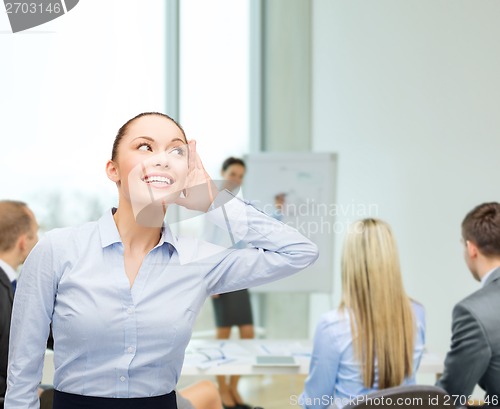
5, 112, 319, 409
107, 113, 192, 228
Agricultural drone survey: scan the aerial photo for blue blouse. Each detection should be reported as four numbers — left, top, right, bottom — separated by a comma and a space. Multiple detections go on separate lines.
6, 191, 318, 407
300, 302, 426, 409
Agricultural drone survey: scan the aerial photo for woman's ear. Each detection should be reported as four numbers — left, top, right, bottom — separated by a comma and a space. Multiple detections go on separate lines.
106, 160, 120, 183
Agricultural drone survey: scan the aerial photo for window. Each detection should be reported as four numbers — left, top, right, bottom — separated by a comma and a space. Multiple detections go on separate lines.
179, 0, 250, 178
0, 0, 167, 229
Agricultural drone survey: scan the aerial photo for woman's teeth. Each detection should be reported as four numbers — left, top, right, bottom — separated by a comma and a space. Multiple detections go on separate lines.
145, 176, 173, 185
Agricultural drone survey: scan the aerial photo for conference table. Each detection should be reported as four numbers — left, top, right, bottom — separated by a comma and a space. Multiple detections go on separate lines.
42, 339, 444, 382
181, 339, 444, 376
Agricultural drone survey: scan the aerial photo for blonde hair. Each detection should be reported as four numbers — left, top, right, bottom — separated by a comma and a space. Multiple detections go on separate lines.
340, 218, 415, 389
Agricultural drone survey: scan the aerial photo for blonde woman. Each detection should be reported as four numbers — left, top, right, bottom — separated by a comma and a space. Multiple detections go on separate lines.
300, 219, 425, 409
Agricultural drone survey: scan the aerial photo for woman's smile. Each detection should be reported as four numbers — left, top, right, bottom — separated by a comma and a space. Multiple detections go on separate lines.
141, 172, 176, 189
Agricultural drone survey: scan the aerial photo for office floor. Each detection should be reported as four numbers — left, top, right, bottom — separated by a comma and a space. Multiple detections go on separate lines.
239, 375, 306, 409
178, 374, 307, 409
179, 374, 486, 409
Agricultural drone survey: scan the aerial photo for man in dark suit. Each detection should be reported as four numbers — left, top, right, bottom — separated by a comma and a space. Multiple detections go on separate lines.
437, 202, 500, 404
0, 200, 39, 400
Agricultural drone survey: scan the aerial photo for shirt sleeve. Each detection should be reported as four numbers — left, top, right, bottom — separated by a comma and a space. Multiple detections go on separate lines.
5, 235, 57, 409
436, 302, 491, 397
300, 315, 340, 409
202, 190, 319, 295
410, 302, 426, 380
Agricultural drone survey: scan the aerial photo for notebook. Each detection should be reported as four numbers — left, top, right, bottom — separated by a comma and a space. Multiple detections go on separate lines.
253, 355, 299, 367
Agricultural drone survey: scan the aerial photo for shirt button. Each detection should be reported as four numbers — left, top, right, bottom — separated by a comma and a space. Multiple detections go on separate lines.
127, 346, 134, 353
127, 307, 134, 314
120, 376, 126, 382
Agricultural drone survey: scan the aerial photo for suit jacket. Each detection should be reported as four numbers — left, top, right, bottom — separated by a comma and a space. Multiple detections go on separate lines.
0, 267, 14, 398
437, 267, 500, 400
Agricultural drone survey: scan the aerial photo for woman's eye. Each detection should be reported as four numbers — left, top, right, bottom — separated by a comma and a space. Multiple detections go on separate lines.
138, 143, 152, 151
170, 147, 185, 156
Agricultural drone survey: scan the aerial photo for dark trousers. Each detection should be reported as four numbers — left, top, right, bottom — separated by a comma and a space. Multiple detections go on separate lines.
52, 389, 177, 409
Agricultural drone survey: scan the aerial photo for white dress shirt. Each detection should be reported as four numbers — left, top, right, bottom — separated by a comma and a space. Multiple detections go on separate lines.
0, 259, 17, 283
5, 191, 318, 408
481, 267, 498, 288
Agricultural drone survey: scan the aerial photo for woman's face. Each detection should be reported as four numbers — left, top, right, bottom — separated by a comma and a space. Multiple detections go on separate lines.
221, 163, 245, 191
107, 115, 189, 210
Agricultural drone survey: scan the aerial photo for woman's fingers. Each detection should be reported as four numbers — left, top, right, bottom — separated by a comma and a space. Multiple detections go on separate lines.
206, 176, 215, 204
195, 146, 204, 171
188, 140, 197, 171
175, 140, 217, 211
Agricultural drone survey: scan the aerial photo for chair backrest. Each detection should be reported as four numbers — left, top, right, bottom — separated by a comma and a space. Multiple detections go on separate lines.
342, 384, 461, 409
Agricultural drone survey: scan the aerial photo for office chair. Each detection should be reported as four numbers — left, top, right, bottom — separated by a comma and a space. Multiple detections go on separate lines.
342, 384, 462, 409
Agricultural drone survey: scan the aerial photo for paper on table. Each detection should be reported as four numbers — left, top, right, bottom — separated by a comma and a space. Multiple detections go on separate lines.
184, 341, 251, 370
258, 342, 311, 357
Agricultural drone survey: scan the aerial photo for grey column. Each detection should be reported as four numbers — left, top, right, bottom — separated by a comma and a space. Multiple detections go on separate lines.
253, 0, 313, 338
262, 0, 312, 152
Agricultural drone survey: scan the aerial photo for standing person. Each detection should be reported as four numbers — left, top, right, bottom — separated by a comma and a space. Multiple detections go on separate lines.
299, 219, 425, 409
210, 157, 253, 409
0, 200, 39, 400
436, 202, 500, 404
271, 193, 286, 222
5, 112, 318, 409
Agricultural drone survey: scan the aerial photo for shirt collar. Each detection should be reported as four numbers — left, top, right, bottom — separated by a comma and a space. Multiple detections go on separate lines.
97, 208, 179, 251
481, 266, 500, 288
0, 258, 18, 282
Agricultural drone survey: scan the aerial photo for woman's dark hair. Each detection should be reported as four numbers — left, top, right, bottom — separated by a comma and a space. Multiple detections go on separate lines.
111, 112, 187, 160
221, 157, 246, 172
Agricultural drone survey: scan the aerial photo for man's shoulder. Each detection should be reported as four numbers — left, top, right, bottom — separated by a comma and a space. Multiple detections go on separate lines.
0, 267, 11, 292
0, 269, 13, 312
457, 278, 500, 312
453, 281, 500, 346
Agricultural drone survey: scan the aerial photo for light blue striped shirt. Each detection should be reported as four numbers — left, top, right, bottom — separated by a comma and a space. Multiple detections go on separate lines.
6, 191, 318, 408
300, 302, 426, 409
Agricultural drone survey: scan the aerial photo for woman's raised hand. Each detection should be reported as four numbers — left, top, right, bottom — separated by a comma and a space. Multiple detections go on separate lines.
175, 140, 218, 212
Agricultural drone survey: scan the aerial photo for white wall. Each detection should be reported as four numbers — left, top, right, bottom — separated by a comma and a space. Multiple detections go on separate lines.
312, 0, 500, 357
